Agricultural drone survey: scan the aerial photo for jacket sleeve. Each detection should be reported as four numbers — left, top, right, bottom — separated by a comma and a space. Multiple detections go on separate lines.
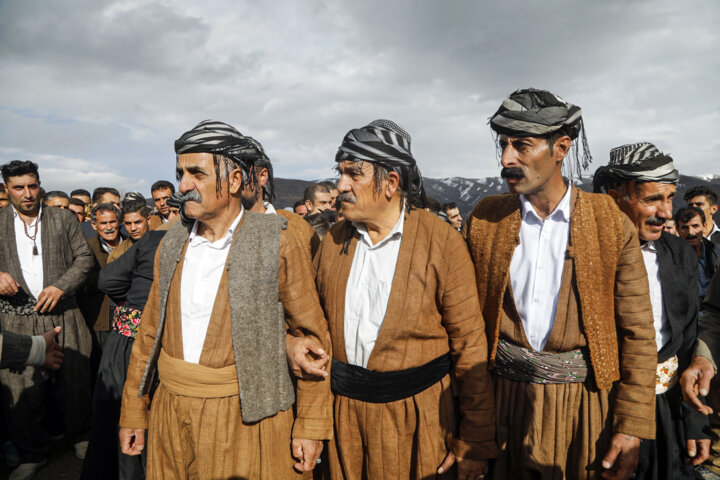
696, 272, 720, 372
98, 242, 138, 303
612, 215, 658, 439
440, 229, 499, 461
678, 246, 701, 372
278, 231, 333, 441
118, 247, 162, 429
0, 331, 32, 369
53, 215, 95, 295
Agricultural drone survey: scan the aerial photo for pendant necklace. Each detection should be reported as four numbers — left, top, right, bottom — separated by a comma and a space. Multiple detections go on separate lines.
22, 218, 39, 255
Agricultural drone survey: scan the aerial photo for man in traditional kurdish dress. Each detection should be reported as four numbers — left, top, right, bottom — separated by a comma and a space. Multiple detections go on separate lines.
464, 89, 658, 479
594, 143, 710, 479
119, 120, 332, 480
0, 160, 94, 480
238, 137, 321, 261
312, 119, 497, 479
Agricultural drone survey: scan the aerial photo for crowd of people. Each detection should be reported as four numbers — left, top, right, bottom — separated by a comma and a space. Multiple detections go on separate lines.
0, 88, 719, 480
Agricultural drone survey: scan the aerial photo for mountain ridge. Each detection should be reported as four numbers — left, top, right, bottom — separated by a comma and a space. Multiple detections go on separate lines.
274, 175, 720, 219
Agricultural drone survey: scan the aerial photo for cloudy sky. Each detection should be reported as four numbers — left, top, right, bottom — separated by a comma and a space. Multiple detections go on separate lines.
1, 0, 718, 194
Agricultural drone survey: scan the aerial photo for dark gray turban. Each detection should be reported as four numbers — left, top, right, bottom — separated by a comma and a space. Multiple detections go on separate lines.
490, 88, 592, 178
174, 119, 270, 194
335, 119, 426, 207
593, 142, 679, 193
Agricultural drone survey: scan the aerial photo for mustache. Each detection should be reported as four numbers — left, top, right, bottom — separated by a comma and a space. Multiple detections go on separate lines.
645, 216, 667, 227
501, 167, 525, 179
685, 234, 699, 240
180, 190, 202, 203
337, 193, 356, 204
101, 228, 117, 234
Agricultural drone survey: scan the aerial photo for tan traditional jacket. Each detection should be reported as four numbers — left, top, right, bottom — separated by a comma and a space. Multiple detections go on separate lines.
276, 209, 320, 262
314, 207, 498, 460
464, 187, 657, 439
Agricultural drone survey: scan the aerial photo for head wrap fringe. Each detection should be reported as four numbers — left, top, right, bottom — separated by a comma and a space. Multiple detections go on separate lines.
490, 88, 593, 179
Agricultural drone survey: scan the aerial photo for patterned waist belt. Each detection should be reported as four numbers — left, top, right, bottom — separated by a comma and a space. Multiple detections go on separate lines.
0, 294, 77, 316
112, 305, 142, 338
493, 339, 588, 384
331, 353, 451, 403
656, 355, 679, 395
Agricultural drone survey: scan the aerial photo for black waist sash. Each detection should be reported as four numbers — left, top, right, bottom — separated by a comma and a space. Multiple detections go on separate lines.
331, 353, 451, 403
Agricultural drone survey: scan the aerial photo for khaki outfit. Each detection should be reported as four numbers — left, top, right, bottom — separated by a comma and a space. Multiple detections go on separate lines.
120, 214, 333, 480
465, 188, 657, 479
314, 208, 497, 479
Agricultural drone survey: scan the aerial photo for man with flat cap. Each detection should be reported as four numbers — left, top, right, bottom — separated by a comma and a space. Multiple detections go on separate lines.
464, 89, 658, 479
594, 142, 710, 479
118, 120, 332, 479
311, 119, 497, 479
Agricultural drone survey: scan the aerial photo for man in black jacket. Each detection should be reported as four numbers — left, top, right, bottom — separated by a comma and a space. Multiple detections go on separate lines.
594, 142, 710, 479
80, 229, 166, 480
676, 206, 720, 302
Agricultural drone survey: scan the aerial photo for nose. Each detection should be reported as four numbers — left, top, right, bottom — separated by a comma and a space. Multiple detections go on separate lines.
657, 198, 673, 220
337, 175, 352, 193
178, 174, 194, 194
500, 144, 518, 168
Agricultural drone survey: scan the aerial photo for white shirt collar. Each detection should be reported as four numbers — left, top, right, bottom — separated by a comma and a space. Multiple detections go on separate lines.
263, 202, 277, 215
354, 205, 405, 249
12, 205, 42, 226
641, 240, 657, 253
188, 209, 244, 250
519, 180, 572, 224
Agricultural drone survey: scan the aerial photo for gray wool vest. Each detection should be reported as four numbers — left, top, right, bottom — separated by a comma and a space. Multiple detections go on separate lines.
136, 212, 295, 423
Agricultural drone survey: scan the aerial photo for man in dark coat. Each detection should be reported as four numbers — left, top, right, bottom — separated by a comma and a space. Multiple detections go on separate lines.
0, 160, 94, 480
594, 142, 711, 479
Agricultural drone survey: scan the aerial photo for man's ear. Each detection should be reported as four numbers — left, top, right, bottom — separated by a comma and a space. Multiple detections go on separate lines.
257, 167, 269, 188
607, 188, 622, 203
228, 168, 244, 194
711, 204, 719, 215
385, 171, 401, 199
553, 135, 572, 162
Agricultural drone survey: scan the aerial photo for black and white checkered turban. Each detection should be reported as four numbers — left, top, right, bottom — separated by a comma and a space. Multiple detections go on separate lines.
490, 88, 592, 178
335, 119, 425, 205
593, 142, 679, 193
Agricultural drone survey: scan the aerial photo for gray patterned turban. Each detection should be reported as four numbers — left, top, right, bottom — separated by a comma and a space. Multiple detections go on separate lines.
490, 88, 592, 178
592, 142, 679, 193
174, 119, 270, 194
335, 119, 426, 207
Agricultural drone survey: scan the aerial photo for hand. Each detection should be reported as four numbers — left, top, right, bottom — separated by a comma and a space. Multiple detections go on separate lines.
0, 272, 19, 296
437, 451, 488, 479
119, 428, 145, 456
34, 286, 64, 313
601, 433, 641, 479
680, 356, 715, 415
41, 326, 63, 370
687, 438, 711, 465
286, 334, 329, 379
291, 438, 323, 472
